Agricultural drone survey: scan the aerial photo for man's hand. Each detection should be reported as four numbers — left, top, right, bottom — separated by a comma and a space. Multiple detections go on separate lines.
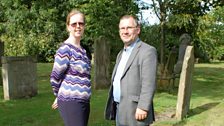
135, 108, 148, 120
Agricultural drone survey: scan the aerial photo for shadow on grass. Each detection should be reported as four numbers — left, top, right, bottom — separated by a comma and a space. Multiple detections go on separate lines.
173, 102, 220, 126
188, 102, 220, 117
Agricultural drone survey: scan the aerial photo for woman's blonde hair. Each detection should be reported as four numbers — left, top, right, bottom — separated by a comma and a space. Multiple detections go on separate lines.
66, 9, 85, 28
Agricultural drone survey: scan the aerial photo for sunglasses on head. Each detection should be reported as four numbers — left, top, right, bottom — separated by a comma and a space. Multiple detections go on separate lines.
70, 22, 85, 27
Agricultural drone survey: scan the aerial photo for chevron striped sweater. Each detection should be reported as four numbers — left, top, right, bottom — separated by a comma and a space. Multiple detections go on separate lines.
50, 43, 91, 102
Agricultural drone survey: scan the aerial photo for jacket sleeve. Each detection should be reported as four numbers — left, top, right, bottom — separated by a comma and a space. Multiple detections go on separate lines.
138, 46, 157, 111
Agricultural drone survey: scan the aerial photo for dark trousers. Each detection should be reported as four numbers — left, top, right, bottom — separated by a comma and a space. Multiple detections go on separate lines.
58, 99, 90, 126
116, 103, 120, 126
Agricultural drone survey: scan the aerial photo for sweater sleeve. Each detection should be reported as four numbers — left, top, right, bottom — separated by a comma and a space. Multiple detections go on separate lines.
50, 45, 70, 96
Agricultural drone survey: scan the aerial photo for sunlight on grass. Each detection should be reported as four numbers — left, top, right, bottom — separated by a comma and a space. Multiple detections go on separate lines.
0, 62, 224, 126
196, 77, 208, 82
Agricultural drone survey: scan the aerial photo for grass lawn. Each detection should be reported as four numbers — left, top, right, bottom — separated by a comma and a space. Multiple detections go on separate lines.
0, 62, 224, 126
153, 62, 224, 126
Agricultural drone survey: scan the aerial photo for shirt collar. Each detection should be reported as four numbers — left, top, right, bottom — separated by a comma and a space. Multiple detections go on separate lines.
124, 38, 140, 52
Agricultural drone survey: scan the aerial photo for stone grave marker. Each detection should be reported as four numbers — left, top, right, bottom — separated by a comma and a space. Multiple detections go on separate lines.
94, 37, 110, 89
1, 56, 37, 100
176, 46, 195, 120
0, 42, 4, 67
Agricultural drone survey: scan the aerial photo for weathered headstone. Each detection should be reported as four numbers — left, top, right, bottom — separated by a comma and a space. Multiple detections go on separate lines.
166, 46, 178, 76
157, 47, 178, 90
174, 33, 191, 75
0, 42, 3, 86
176, 46, 194, 120
0, 42, 4, 67
94, 37, 110, 89
1, 56, 37, 100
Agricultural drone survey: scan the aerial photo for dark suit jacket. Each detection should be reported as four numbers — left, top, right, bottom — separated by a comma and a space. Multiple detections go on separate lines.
105, 41, 157, 126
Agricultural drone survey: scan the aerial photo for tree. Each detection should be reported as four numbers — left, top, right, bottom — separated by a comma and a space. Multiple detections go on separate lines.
166, 0, 223, 62
0, 0, 71, 61
0, 0, 139, 89
84, 0, 139, 89
0, 0, 139, 62
197, 6, 224, 60
139, 0, 224, 90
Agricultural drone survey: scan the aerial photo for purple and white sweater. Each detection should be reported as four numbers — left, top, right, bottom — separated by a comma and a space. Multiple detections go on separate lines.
50, 43, 91, 102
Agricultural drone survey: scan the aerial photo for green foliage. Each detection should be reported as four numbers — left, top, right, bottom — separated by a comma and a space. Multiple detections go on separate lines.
85, 0, 138, 39
1, 0, 222, 63
197, 6, 224, 60
84, 0, 139, 61
0, 0, 139, 62
141, 0, 224, 62
166, 0, 224, 62
140, 24, 179, 64
0, 0, 69, 62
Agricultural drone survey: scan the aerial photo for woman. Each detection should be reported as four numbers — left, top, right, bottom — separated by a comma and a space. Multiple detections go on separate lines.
50, 9, 91, 126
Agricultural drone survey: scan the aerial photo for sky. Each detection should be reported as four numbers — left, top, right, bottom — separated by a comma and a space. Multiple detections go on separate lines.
139, 0, 160, 25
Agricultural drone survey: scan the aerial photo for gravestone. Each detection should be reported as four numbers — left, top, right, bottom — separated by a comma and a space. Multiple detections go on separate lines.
174, 33, 191, 75
1, 56, 37, 100
166, 46, 178, 76
0, 42, 4, 67
176, 46, 194, 120
157, 47, 178, 90
0, 42, 4, 86
94, 37, 110, 89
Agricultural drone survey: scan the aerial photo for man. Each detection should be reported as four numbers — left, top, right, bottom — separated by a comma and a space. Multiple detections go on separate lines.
105, 15, 157, 126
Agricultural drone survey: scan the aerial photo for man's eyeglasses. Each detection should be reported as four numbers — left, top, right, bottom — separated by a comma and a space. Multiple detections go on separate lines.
70, 22, 85, 27
119, 26, 136, 31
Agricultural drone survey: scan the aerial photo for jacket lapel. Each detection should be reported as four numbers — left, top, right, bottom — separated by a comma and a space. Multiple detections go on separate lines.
121, 41, 142, 78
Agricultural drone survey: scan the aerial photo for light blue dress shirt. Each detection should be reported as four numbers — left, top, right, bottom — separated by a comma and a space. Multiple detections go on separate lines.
113, 38, 139, 102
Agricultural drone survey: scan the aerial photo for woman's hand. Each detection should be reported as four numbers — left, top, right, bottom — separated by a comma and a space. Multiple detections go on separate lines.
51, 98, 58, 109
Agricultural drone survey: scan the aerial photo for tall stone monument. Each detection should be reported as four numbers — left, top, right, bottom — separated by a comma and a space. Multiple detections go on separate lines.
176, 46, 194, 120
